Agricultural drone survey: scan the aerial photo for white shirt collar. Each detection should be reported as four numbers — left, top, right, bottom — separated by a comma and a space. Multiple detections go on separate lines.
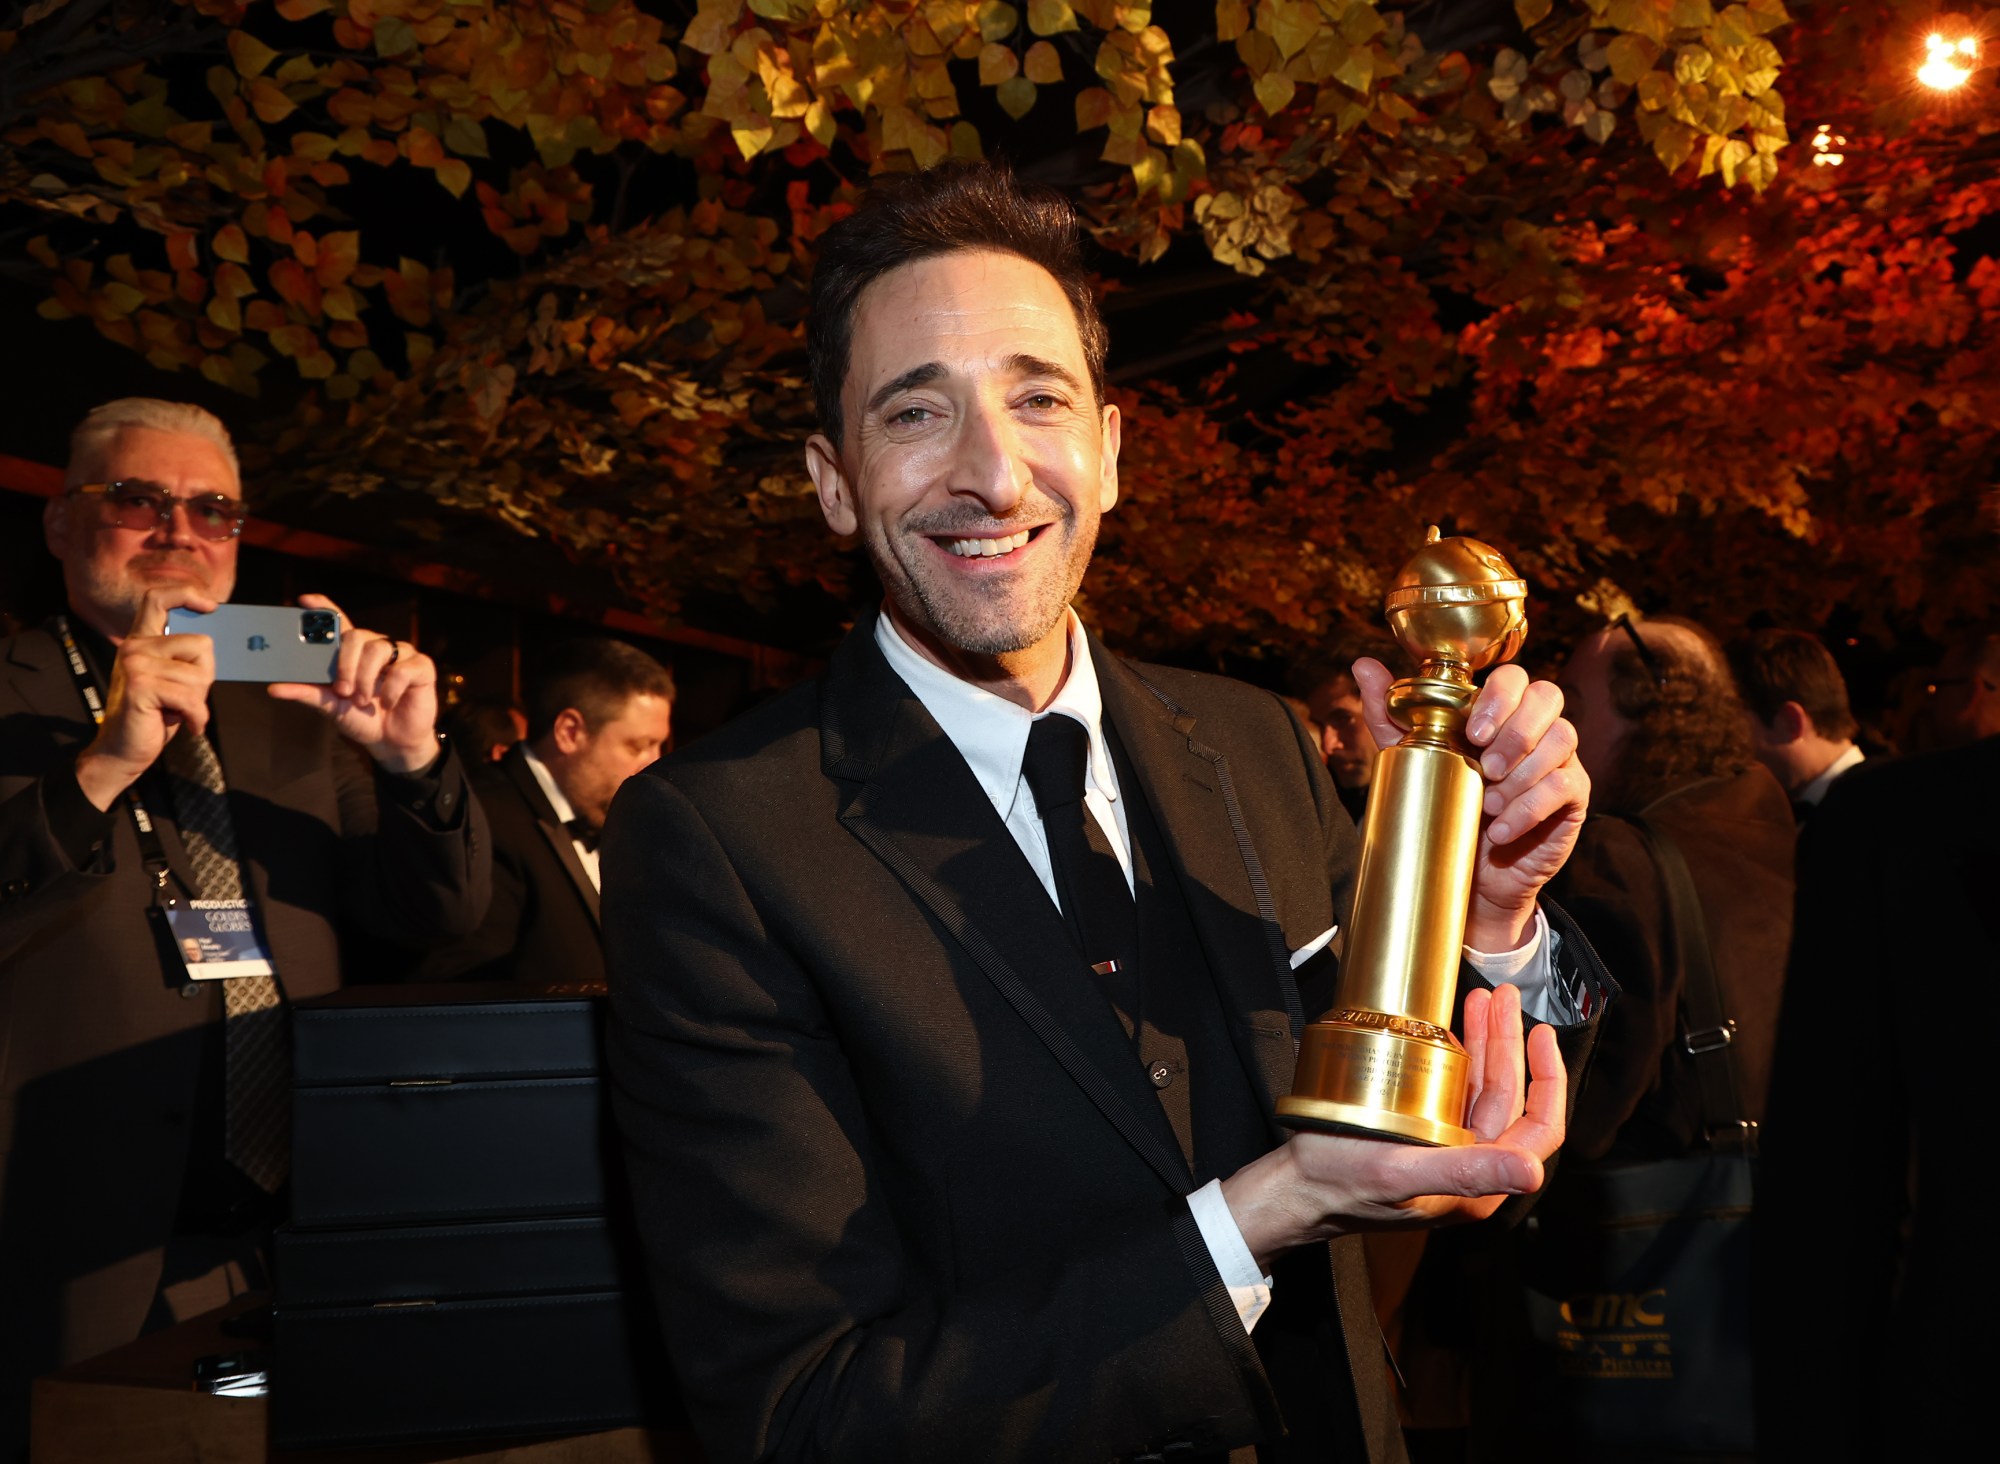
520, 743, 579, 825
1794, 742, 1864, 806
873, 607, 1120, 820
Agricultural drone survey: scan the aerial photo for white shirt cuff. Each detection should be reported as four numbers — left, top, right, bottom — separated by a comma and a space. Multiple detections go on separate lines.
1186, 1178, 1273, 1334
1462, 906, 1566, 1025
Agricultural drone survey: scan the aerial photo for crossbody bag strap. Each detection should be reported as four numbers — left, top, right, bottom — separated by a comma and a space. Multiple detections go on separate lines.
1623, 808, 1756, 1155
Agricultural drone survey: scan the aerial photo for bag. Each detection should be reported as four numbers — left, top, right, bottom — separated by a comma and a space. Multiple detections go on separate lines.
1518, 809, 1758, 1460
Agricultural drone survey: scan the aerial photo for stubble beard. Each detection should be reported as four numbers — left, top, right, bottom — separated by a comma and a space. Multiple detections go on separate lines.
74, 546, 233, 633
872, 504, 1098, 658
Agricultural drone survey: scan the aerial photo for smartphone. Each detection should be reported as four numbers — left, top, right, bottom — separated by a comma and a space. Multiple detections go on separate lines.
166, 605, 342, 684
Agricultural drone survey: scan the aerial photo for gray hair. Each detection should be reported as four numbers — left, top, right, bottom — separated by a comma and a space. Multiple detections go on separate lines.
67, 398, 240, 489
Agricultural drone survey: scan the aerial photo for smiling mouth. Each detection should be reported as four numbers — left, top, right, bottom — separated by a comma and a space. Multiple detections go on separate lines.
937, 527, 1040, 559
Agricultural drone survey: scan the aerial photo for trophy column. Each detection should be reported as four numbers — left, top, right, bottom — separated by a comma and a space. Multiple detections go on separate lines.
1276, 529, 1528, 1148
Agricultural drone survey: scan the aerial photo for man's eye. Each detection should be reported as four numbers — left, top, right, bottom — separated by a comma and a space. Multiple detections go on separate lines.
191, 499, 236, 525
1023, 393, 1061, 410
118, 490, 165, 513
892, 406, 933, 425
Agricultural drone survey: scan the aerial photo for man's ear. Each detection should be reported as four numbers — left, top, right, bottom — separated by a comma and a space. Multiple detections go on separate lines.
1775, 700, 1811, 743
806, 434, 858, 537
1097, 401, 1121, 513
43, 493, 72, 557
550, 706, 591, 756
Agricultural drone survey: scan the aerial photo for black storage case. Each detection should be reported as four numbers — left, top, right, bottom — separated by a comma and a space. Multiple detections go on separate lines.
273, 985, 676, 1450
289, 984, 611, 1227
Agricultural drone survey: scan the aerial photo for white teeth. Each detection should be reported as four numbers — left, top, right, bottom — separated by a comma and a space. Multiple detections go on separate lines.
945, 530, 1032, 558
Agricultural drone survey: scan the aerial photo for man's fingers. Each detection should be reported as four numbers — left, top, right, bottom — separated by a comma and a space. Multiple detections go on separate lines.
1350, 657, 1402, 752
1378, 1138, 1543, 1201
1467, 982, 1526, 1141
267, 682, 338, 713
1481, 713, 1577, 819
129, 586, 220, 640
1474, 676, 1563, 782
1497, 1023, 1568, 1160
1465, 664, 1530, 746
1487, 759, 1590, 847
1461, 986, 1491, 1118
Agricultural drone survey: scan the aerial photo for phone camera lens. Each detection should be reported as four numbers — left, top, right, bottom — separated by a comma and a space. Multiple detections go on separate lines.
302, 611, 338, 645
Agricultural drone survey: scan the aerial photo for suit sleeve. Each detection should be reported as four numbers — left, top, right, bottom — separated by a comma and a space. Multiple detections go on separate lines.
602, 772, 1278, 1464
0, 764, 118, 965
332, 737, 493, 948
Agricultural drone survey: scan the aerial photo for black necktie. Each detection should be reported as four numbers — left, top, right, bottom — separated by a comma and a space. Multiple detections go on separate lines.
1021, 716, 1138, 1002
564, 817, 600, 853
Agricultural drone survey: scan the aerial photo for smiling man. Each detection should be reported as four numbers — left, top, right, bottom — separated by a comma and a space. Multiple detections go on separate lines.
0, 398, 490, 1452
602, 166, 1610, 1464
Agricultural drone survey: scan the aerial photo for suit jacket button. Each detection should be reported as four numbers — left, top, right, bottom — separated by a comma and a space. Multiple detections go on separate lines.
1149, 1063, 1173, 1088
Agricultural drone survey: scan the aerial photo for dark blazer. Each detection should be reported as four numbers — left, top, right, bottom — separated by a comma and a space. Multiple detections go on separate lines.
1753, 738, 1999, 1461
1547, 767, 1796, 1161
0, 621, 491, 1439
415, 744, 602, 987
603, 617, 1609, 1464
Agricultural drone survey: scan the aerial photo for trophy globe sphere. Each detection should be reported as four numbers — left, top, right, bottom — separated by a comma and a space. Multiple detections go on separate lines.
1383, 528, 1528, 673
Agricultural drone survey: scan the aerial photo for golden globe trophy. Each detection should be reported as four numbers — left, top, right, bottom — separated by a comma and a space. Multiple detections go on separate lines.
1276, 528, 1528, 1147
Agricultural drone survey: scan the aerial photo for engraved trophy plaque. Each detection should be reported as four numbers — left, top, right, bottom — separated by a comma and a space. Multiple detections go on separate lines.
1275, 528, 1528, 1146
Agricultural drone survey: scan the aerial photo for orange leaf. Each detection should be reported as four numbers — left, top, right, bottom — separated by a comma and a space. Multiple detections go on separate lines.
166, 232, 199, 272
213, 225, 250, 264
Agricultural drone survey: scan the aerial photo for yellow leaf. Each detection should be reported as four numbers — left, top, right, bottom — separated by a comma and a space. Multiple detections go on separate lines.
1255, 72, 1296, 115
245, 79, 296, 125
1145, 104, 1179, 145
1075, 86, 1113, 129
1267, 1, 1317, 61
980, 43, 1020, 86
446, 116, 489, 158
1024, 40, 1063, 83
1606, 34, 1660, 86
684, 0, 744, 55
214, 224, 250, 264
374, 15, 418, 58
435, 158, 473, 196
805, 99, 835, 146
1217, 0, 1248, 42
228, 31, 279, 78
950, 120, 984, 158
1515, 0, 1553, 25
977, 1, 1019, 42
1027, 0, 1078, 36
997, 76, 1037, 118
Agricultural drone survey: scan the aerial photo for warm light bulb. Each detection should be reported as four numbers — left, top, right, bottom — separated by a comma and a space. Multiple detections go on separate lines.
1919, 30, 1978, 90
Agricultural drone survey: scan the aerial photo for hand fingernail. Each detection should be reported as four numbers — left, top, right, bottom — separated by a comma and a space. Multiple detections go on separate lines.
1489, 821, 1511, 843
1481, 752, 1505, 779
1468, 716, 1492, 742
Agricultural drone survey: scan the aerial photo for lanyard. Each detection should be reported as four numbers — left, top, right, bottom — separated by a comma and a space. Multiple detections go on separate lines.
54, 614, 178, 905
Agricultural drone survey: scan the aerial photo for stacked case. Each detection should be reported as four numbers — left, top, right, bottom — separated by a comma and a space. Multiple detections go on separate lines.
270, 984, 674, 1450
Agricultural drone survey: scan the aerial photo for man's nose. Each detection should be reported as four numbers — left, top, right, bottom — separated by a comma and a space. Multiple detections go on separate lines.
946, 399, 1028, 512
1319, 722, 1344, 762
147, 498, 202, 549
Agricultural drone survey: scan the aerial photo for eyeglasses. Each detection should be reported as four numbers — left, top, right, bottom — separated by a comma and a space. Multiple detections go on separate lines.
67, 480, 248, 541
1612, 612, 1668, 688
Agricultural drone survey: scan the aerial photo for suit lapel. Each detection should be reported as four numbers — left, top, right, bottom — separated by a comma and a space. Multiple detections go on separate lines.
823, 620, 1191, 1192
504, 746, 601, 927
1095, 645, 1303, 1118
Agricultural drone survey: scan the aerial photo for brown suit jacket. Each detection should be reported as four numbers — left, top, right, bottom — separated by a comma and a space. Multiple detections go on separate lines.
0, 621, 490, 1444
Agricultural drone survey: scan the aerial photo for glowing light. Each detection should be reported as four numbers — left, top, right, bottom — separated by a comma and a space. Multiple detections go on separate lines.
1811, 124, 1847, 167
1919, 30, 1980, 90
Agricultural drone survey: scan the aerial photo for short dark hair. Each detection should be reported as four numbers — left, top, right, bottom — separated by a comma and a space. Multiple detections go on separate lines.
1727, 629, 1858, 741
806, 162, 1108, 447
525, 639, 675, 742
1287, 628, 1407, 700
1600, 615, 1756, 813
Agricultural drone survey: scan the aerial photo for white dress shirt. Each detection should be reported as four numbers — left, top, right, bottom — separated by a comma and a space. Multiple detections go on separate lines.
875, 610, 1559, 1334
1793, 743, 1864, 807
521, 744, 600, 892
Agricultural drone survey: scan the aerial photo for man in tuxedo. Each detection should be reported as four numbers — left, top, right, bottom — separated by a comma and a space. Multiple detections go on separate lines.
421, 638, 673, 986
603, 165, 1609, 1463
1753, 733, 1997, 1460
1726, 628, 1865, 823
0, 399, 490, 1451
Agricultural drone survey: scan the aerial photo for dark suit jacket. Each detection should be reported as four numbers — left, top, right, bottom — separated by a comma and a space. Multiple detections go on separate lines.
603, 617, 1609, 1464
0, 621, 491, 1438
1753, 738, 1999, 1461
415, 744, 602, 987
1548, 767, 1796, 1161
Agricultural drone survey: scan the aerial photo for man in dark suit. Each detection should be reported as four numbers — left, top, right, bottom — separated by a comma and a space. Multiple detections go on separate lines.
1726, 628, 1866, 823
603, 165, 1608, 1463
1752, 736, 1996, 1460
421, 639, 673, 986
0, 399, 490, 1451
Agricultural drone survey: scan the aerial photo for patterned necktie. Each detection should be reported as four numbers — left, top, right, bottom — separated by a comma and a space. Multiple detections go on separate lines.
161, 726, 290, 1193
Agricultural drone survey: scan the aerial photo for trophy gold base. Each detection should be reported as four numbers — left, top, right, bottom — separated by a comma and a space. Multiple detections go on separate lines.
1275, 1012, 1473, 1147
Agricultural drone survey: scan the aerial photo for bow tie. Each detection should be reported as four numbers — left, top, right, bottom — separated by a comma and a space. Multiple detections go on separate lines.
564, 817, 601, 853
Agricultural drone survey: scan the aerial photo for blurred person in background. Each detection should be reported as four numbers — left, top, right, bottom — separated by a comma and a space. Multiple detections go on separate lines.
418, 638, 672, 987
1726, 629, 1866, 823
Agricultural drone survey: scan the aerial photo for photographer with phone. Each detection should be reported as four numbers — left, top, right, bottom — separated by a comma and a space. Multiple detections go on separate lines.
0, 398, 493, 1454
